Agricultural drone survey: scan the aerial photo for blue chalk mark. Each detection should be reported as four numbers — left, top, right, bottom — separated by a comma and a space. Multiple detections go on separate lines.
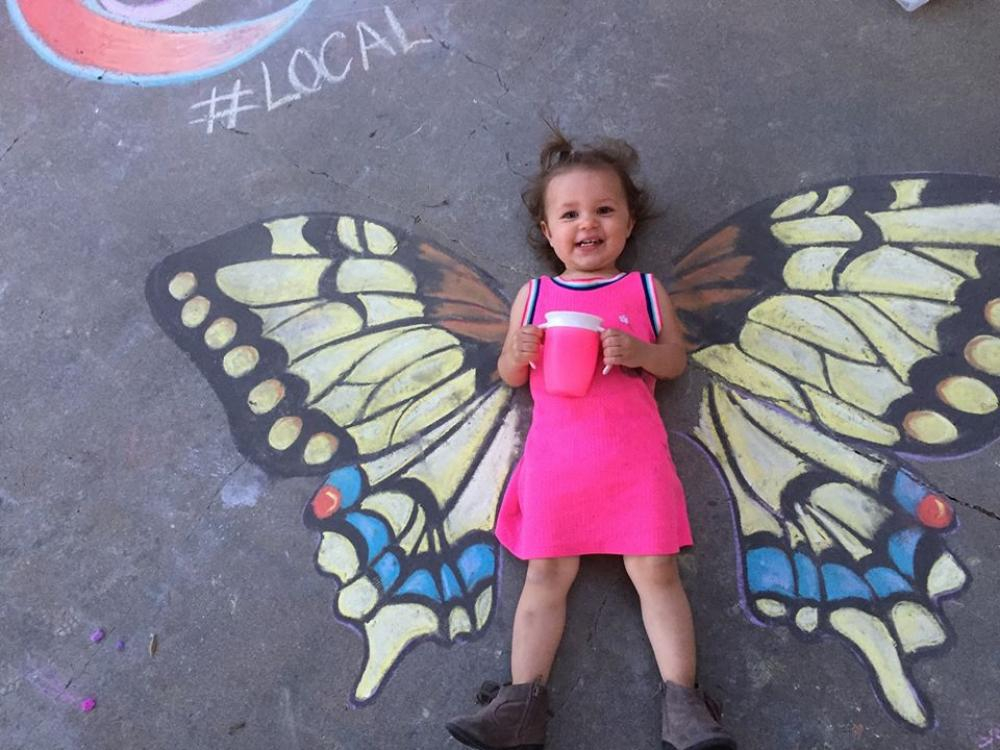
457, 544, 496, 589
345, 512, 389, 563
326, 465, 363, 509
892, 471, 926, 516
888, 528, 924, 579
439, 564, 463, 601
864, 567, 913, 597
822, 563, 874, 601
373, 552, 400, 590
747, 547, 795, 597
793, 552, 821, 601
397, 569, 441, 601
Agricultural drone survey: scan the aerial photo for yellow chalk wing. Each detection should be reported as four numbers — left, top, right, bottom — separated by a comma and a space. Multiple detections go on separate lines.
147, 214, 519, 703
672, 174, 999, 729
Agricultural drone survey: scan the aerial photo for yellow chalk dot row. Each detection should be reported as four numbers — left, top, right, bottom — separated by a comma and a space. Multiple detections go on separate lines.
171, 270, 340, 467
903, 372, 999, 444
966, 335, 1000, 376
986, 299, 1000, 331
266, 415, 339, 463
893, 300, 1000, 445
248, 380, 339, 463
171, 272, 256, 375
168, 271, 197, 301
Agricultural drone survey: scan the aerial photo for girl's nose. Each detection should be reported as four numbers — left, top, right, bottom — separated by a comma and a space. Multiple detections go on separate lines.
580, 214, 599, 228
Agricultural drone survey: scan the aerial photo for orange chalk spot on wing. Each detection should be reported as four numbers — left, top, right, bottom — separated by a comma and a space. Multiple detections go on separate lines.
917, 494, 954, 529
312, 486, 342, 519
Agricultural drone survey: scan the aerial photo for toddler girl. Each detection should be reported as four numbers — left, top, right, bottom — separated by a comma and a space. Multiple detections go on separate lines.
446, 129, 736, 750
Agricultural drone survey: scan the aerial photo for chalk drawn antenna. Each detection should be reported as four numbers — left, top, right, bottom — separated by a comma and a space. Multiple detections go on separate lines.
6, 0, 314, 87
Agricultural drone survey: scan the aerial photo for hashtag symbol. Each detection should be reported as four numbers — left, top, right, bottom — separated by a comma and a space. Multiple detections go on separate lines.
189, 79, 260, 135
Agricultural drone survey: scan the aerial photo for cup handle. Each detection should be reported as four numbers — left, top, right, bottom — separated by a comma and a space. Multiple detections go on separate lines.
596, 326, 613, 374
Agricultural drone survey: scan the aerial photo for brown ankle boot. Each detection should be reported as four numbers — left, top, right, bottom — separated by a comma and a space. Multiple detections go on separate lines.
445, 679, 550, 749
661, 680, 737, 750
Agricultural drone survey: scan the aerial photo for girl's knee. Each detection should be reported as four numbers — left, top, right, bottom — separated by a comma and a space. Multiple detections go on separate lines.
624, 554, 682, 590
525, 556, 580, 590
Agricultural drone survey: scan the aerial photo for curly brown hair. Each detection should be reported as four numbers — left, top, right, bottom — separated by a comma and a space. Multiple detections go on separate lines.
521, 126, 654, 272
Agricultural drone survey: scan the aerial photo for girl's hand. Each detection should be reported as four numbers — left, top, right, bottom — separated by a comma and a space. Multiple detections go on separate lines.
601, 328, 647, 369
511, 325, 543, 367
498, 282, 543, 388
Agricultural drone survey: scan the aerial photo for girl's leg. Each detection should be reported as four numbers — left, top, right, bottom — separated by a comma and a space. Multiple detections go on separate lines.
510, 556, 580, 683
625, 555, 737, 748
623, 554, 696, 687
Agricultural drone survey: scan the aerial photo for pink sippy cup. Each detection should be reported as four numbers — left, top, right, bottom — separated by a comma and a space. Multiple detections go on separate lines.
538, 310, 605, 397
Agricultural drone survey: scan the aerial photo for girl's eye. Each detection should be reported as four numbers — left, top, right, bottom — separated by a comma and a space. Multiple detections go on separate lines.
561, 211, 577, 220
597, 206, 614, 215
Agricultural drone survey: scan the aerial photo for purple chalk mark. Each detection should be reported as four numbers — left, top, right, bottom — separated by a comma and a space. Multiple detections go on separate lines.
115, 639, 126, 651
24, 666, 81, 705
80, 696, 97, 712
90, 628, 106, 643
97, 0, 209, 22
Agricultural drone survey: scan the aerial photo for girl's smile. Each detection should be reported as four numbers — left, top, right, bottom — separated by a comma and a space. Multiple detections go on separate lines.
540, 167, 635, 279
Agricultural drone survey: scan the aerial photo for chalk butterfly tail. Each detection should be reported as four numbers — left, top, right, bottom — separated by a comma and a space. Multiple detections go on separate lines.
672, 174, 1000, 729
146, 213, 521, 703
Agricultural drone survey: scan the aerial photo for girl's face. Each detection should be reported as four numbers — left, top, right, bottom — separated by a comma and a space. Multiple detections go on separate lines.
540, 167, 635, 278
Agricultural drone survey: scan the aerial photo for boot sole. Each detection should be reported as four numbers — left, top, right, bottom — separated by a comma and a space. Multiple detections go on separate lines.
445, 721, 543, 750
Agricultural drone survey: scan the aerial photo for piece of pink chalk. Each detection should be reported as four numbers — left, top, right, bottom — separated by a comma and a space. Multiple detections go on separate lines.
89, 629, 105, 644
80, 697, 96, 713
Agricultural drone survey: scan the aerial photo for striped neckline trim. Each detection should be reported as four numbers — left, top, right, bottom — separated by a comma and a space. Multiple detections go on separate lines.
550, 272, 628, 290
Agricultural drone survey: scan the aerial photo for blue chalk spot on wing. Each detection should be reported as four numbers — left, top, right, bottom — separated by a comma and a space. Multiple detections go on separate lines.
439, 564, 463, 601
864, 567, 913, 597
397, 569, 441, 601
822, 563, 873, 601
793, 552, 821, 601
747, 547, 795, 597
345, 512, 390, 563
373, 552, 401, 590
326, 465, 364, 509
457, 543, 496, 589
892, 471, 925, 516
888, 528, 924, 579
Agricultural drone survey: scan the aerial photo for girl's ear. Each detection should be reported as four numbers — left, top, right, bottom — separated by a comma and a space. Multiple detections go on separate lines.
626, 214, 636, 238
540, 221, 552, 243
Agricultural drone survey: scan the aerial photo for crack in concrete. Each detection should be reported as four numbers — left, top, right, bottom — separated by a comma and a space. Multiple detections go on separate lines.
504, 150, 529, 179
0, 134, 22, 163
586, 587, 612, 645
949, 494, 1000, 522
556, 674, 586, 712
288, 160, 421, 226
427, 31, 509, 94
461, 52, 509, 93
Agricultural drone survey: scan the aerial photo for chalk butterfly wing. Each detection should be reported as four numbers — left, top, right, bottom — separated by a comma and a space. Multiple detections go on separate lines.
673, 174, 1000, 728
146, 213, 521, 702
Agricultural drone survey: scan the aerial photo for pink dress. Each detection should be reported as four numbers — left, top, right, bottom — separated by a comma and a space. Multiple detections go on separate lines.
495, 272, 693, 559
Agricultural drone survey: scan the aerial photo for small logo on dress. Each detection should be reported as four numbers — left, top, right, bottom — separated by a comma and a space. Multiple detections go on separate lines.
618, 314, 629, 325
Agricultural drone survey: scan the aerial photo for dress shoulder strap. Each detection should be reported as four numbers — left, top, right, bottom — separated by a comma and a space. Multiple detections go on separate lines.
639, 272, 662, 337
521, 277, 542, 325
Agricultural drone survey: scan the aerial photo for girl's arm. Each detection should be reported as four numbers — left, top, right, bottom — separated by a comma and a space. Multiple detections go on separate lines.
497, 282, 543, 387
600, 276, 687, 380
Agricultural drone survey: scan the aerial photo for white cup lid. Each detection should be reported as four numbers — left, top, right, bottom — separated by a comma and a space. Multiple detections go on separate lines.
541, 310, 604, 331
